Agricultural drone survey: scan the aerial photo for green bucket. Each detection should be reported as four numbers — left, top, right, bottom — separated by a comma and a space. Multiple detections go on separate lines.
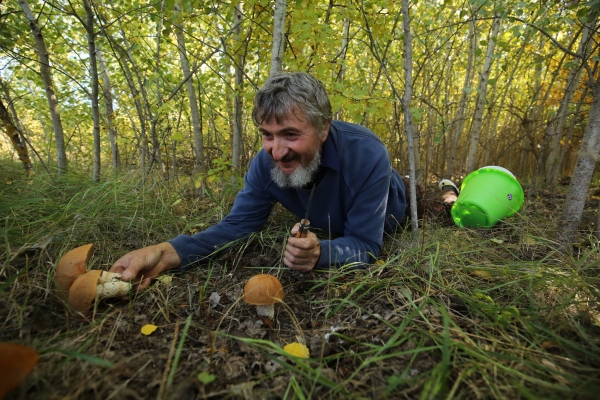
451, 166, 524, 228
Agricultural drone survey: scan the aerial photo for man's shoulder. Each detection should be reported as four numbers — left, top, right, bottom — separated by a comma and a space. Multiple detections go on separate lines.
331, 120, 384, 144
330, 120, 387, 159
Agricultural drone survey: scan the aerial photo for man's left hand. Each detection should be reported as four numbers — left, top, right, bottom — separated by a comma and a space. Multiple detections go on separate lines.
285, 223, 320, 272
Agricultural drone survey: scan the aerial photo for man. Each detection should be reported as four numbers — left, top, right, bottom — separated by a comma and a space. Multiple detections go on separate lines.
110, 72, 454, 289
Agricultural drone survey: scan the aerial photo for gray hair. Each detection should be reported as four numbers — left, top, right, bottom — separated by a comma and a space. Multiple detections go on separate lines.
252, 72, 332, 137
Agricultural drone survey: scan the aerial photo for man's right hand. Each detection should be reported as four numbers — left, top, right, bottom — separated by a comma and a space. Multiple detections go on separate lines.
109, 242, 181, 291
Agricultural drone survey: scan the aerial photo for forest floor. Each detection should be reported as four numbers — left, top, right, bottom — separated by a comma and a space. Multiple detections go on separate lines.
1, 160, 600, 399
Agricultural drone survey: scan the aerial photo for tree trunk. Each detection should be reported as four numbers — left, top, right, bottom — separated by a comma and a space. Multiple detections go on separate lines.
401, 0, 418, 231
97, 49, 119, 171
483, 34, 528, 166
0, 98, 33, 174
149, 0, 166, 173
18, 0, 67, 174
82, 0, 101, 182
465, 14, 500, 174
270, 0, 286, 76
334, 18, 350, 120
446, 18, 476, 179
232, 3, 244, 172
544, 21, 594, 188
559, 77, 600, 245
175, 2, 204, 173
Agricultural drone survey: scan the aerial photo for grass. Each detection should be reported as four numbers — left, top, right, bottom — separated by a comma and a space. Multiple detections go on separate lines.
1, 159, 599, 399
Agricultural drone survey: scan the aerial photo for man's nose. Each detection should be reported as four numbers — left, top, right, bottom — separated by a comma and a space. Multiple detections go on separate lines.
271, 137, 289, 161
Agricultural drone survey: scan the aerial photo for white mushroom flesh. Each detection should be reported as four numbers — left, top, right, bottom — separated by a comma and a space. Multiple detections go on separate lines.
256, 304, 275, 319
96, 271, 130, 298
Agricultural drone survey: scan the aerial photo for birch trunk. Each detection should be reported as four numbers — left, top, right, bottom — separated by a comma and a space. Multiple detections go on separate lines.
465, 14, 500, 174
0, 98, 33, 174
149, 0, 165, 173
334, 18, 350, 120
483, 35, 528, 166
401, 0, 418, 231
545, 22, 594, 188
175, 2, 204, 173
18, 0, 67, 174
82, 0, 101, 182
559, 77, 600, 245
232, 3, 244, 172
270, 0, 286, 76
446, 18, 475, 179
97, 49, 119, 171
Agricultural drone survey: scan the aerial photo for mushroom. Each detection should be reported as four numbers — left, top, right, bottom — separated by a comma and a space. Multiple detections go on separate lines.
0, 342, 40, 399
55, 243, 130, 316
54, 243, 94, 292
67, 270, 130, 315
242, 274, 285, 319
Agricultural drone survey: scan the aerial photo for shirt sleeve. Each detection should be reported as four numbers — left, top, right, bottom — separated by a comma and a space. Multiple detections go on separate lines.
168, 157, 275, 269
315, 154, 391, 269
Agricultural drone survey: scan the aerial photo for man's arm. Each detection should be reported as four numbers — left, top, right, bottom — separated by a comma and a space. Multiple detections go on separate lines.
169, 157, 275, 268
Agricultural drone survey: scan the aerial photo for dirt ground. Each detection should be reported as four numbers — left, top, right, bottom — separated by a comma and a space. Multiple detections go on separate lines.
2, 184, 600, 399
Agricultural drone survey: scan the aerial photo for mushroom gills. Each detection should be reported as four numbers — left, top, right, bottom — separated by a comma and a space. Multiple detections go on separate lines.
96, 271, 130, 298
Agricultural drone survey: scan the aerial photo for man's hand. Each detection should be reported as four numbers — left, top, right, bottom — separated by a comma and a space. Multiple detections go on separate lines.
285, 223, 320, 272
109, 242, 181, 291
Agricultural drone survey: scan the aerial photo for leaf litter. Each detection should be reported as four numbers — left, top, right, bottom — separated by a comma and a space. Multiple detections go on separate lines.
1, 173, 599, 399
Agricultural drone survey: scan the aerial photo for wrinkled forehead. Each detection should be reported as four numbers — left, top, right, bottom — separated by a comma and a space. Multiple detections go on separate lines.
258, 107, 310, 127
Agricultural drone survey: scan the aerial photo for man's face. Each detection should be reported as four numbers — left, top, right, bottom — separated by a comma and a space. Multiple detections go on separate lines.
259, 111, 329, 188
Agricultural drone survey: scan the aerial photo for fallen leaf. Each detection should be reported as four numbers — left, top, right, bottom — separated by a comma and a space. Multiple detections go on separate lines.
471, 270, 492, 279
197, 371, 216, 384
156, 275, 172, 285
541, 340, 559, 351
489, 238, 504, 244
141, 324, 158, 335
0, 342, 40, 399
284, 342, 310, 358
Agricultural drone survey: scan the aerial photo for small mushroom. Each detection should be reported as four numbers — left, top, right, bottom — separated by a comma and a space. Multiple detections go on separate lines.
68, 270, 130, 315
54, 243, 94, 292
242, 274, 284, 319
0, 342, 40, 399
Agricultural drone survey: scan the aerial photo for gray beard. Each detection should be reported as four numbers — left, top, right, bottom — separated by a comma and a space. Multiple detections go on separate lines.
271, 149, 322, 189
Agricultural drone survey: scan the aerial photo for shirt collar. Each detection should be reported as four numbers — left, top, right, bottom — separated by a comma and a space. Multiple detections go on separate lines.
320, 130, 340, 172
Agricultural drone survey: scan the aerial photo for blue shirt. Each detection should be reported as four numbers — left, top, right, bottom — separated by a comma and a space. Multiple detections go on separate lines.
169, 120, 407, 269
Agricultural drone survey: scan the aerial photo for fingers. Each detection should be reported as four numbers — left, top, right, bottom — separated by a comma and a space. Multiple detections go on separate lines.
290, 222, 301, 236
137, 277, 152, 292
285, 232, 320, 272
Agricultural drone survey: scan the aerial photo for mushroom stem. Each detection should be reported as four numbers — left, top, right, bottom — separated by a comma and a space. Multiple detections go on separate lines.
255, 304, 275, 319
96, 271, 130, 298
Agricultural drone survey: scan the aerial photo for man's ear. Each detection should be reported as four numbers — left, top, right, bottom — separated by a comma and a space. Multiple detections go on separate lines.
320, 122, 331, 143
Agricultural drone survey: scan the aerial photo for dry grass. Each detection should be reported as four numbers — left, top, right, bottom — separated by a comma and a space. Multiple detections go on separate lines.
1, 161, 600, 399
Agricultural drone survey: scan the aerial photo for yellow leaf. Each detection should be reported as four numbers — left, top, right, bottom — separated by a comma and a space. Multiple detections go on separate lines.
141, 324, 158, 335
283, 342, 310, 358
471, 270, 492, 279
156, 275, 172, 285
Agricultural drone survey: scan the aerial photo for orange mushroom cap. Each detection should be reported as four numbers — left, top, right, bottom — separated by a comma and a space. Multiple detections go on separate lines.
0, 342, 40, 399
67, 270, 102, 315
55, 243, 94, 292
243, 274, 284, 306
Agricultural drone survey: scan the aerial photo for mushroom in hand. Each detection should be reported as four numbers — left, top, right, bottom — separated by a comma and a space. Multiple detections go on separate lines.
243, 274, 285, 319
55, 243, 130, 316
54, 243, 94, 292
